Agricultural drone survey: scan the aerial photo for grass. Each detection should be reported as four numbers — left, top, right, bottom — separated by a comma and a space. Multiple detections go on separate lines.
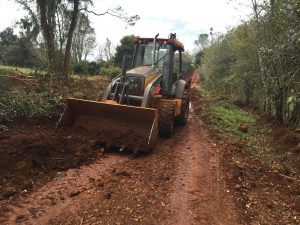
0, 65, 36, 74
202, 100, 258, 139
199, 85, 272, 159
198, 85, 300, 180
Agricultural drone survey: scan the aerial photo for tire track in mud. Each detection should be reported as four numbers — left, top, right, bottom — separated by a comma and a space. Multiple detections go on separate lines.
165, 103, 239, 225
1, 154, 128, 225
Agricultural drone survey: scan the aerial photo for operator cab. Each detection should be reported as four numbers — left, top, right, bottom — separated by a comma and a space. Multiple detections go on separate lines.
107, 33, 185, 106
132, 34, 185, 97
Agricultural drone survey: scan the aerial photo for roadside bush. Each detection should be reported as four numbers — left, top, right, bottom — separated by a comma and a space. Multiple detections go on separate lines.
73, 61, 100, 76
0, 89, 65, 122
0, 67, 108, 124
99, 65, 120, 78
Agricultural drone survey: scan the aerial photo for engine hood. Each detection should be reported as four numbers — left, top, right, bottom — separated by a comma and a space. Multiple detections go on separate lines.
126, 66, 160, 78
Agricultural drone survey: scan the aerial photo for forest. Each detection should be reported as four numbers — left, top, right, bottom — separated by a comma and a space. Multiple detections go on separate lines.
197, 0, 300, 127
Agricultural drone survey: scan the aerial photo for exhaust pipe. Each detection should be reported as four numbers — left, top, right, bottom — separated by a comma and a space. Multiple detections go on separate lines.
152, 33, 159, 67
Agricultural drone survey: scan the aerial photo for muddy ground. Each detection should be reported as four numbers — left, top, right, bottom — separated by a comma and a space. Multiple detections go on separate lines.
0, 72, 299, 224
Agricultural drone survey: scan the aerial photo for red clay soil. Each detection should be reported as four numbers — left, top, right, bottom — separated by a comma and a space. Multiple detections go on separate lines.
0, 117, 105, 200
0, 102, 239, 225
0, 70, 299, 225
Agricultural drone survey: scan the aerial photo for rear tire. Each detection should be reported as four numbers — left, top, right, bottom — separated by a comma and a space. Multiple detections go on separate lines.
176, 90, 190, 126
158, 102, 175, 137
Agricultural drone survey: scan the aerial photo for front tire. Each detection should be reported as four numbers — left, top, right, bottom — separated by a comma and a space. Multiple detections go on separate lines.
158, 102, 175, 137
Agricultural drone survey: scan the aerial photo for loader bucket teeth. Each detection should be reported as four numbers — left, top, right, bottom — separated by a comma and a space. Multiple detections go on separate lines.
57, 98, 158, 153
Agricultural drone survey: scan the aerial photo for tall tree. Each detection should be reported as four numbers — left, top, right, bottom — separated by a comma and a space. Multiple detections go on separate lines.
72, 12, 96, 63
114, 35, 135, 67
0, 27, 38, 66
98, 38, 115, 62
0, 28, 18, 45
194, 33, 209, 68
16, 0, 140, 83
194, 33, 209, 51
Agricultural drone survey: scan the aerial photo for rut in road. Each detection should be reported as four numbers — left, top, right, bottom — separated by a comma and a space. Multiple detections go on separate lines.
165, 103, 239, 225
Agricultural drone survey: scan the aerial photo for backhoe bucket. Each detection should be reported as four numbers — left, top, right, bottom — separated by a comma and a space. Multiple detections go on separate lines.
57, 98, 158, 152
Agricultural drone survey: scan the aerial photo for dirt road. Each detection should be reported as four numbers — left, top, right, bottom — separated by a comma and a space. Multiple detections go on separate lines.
165, 105, 238, 225
0, 83, 241, 224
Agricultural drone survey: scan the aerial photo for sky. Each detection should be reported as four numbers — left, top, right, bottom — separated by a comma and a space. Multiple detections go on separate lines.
0, 0, 252, 56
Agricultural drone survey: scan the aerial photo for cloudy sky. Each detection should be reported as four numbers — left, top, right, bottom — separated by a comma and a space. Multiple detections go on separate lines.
0, 0, 251, 54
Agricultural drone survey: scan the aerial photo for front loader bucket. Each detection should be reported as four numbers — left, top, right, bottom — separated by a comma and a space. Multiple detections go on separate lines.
57, 98, 158, 152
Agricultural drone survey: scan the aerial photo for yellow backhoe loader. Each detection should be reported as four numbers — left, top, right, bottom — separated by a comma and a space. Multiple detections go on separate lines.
57, 33, 190, 154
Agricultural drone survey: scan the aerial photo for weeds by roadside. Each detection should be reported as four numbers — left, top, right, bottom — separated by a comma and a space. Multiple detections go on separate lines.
198, 85, 300, 178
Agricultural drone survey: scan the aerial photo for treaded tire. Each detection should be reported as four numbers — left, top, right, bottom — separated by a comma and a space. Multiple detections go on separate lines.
176, 90, 190, 126
158, 102, 175, 137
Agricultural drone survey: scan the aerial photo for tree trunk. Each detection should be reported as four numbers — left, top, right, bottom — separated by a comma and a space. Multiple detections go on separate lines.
37, 0, 59, 79
292, 93, 300, 127
251, 0, 272, 114
63, 0, 79, 82
274, 88, 285, 124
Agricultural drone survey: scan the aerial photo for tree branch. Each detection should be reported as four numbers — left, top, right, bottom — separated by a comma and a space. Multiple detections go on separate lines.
79, 7, 140, 27
81, 8, 121, 18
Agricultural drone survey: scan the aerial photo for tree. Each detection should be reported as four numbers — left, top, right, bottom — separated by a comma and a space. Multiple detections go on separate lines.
114, 35, 135, 67
97, 38, 115, 62
194, 33, 209, 68
0, 27, 38, 66
16, 0, 140, 83
72, 12, 96, 63
0, 28, 18, 45
201, 0, 300, 126
103, 38, 115, 62
194, 51, 204, 67
194, 33, 209, 51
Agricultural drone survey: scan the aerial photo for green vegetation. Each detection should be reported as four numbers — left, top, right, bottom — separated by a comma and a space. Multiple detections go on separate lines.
203, 100, 257, 139
99, 66, 121, 78
0, 27, 41, 67
196, 0, 300, 127
114, 35, 135, 68
199, 85, 268, 158
0, 71, 108, 126
73, 61, 99, 76
199, 85, 300, 172
0, 90, 64, 119
0, 65, 36, 74
14, 1, 139, 82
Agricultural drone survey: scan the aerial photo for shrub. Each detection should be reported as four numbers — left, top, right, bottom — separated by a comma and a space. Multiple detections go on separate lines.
99, 66, 120, 78
73, 61, 100, 76
0, 90, 64, 121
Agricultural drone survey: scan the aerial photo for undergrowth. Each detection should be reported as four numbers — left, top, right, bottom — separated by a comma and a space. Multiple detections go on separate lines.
198, 85, 300, 179
0, 70, 108, 132
0, 65, 35, 74
198, 85, 283, 165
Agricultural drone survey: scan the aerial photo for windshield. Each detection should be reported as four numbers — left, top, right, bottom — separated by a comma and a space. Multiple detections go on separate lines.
133, 42, 169, 70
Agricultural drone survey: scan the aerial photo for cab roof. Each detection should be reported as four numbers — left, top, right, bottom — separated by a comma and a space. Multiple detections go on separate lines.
134, 37, 185, 51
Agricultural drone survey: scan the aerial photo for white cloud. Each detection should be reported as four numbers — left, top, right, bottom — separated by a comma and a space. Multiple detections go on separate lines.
0, 0, 252, 56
